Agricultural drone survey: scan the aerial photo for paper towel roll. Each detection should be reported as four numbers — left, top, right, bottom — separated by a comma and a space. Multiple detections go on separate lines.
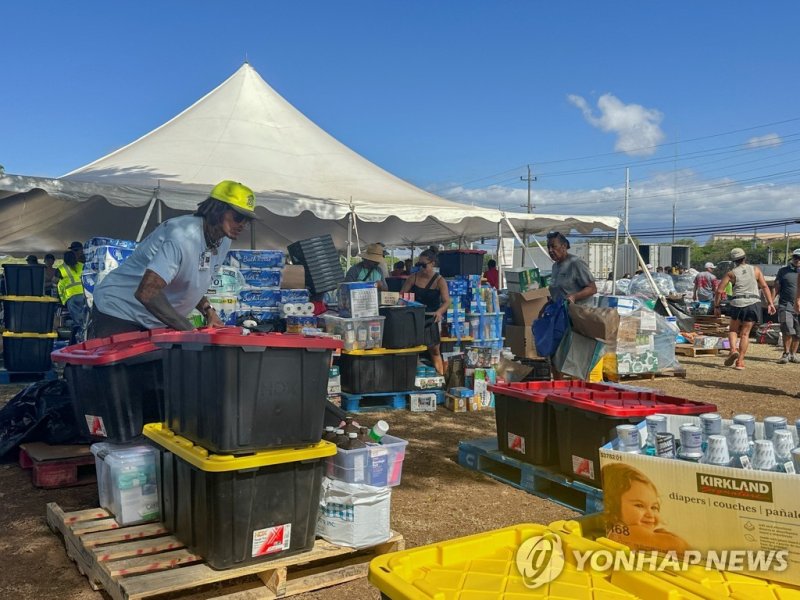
282, 303, 297, 316
300, 302, 315, 316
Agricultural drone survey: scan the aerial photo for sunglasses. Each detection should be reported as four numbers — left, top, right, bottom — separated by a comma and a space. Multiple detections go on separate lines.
231, 211, 251, 224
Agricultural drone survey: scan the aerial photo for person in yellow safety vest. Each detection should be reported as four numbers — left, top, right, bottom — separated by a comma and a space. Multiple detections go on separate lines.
58, 250, 86, 343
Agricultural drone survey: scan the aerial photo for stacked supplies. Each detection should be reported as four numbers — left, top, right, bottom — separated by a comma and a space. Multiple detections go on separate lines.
81, 238, 137, 308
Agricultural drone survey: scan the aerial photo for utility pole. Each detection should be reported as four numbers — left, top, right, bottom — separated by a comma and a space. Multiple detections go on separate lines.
520, 164, 537, 266
623, 167, 630, 244
672, 131, 678, 243
785, 224, 790, 263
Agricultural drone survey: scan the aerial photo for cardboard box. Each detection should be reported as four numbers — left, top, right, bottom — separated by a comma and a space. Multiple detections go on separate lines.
599, 415, 800, 587
281, 264, 306, 289
414, 376, 445, 390
338, 282, 379, 318
508, 287, 549, 326
444, 393, 468, 413
409, 392, 438, 412
505, 268, 541, 293
505, 324, 538, 358
380, 292, 400, 305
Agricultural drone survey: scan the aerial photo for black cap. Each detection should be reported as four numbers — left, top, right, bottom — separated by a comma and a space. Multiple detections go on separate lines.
68, 241, 83, 251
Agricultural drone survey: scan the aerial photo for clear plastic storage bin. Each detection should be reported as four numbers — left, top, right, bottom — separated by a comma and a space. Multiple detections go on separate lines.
322, 314, 385, 351
91, 442, 159, 525
326, 434, 407, 487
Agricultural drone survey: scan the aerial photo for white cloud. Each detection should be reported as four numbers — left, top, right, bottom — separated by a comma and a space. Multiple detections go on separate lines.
435, 175, 800, 242
567, 93, 665, 157
746, 133, 782, 149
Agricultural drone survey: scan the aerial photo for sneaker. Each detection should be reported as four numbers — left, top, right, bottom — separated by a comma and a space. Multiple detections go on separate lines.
778, 353, 790, 364
791, 354, 800, 364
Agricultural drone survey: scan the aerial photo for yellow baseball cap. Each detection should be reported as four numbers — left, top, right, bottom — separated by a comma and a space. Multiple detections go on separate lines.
209, 180, 259, 220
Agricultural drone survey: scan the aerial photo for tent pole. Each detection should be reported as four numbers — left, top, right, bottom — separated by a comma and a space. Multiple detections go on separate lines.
497, 219, 504, 289
503, 215, 539, 269
612, 224, 619, 295
157, 198, 162, 224
250, 217, 256, 249
347, 209, 353, 271
136, 190, 159, 243
625, 226, 672, 317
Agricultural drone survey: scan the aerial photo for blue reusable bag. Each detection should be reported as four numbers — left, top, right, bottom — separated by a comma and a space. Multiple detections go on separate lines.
532, 300, 569, 357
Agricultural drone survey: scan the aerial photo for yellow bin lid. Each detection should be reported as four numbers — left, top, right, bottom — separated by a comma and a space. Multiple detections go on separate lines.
2, 331, 57, 339
143, 422, 336, 472
0, 295, 59, 303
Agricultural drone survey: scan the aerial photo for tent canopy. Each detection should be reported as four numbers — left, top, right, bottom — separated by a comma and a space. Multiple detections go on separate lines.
0, 63, 619, 253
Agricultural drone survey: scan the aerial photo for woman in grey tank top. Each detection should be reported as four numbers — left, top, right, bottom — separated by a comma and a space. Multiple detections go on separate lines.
713, 247, 775, 369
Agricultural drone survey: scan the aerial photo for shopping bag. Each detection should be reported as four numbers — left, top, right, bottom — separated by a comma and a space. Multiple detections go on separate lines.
553, 326, 606, 380
568, 304, 620, 344
532, 300, 569, 357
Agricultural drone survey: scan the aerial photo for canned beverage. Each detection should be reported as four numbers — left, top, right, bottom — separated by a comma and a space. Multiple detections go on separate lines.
678, 424, 703, 461
616, 424, 641, 453
703, 435, 731, 466
656, 432, 676, 458
791, 448, 800, 474
773, 429, 794, 460
764, 416, 788, 440
752, 440, 777, 472
727, 424, 751, 455
646, 415, 667, 445
733, 414, 756, 439
699, 413, 722, 438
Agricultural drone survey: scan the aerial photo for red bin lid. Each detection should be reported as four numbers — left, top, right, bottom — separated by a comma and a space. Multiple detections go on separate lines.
151, 327, 343, 350
546, 390, 716, 417
488, 380, 616, 404
51, 329, 167, 365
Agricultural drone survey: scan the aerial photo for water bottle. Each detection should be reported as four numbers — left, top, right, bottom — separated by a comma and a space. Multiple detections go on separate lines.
727, 424, 752, 469
702, 435, 731, 466
615, 424, 642, 454
322, 426, 337, 442
678, 424, 703, 462
763, 416, 788, 441
656, 432, 676, 459
369, 420, 390, 443
773, 429, 794, 473
795, 419, 800, 444
644, 415, 667, 456
699, 413, 722, 451
752, 440, 778, 472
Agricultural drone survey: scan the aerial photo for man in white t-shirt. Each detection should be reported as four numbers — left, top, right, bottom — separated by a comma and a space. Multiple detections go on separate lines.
90, 181, 257, 337
693, 262, 718, 302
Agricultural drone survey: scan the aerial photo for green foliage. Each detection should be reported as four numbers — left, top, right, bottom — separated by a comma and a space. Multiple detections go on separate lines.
691, 238, 795, 268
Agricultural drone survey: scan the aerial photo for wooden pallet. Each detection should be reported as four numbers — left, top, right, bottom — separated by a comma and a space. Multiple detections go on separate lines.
457, 438, 603, 514
340, 389, 445, 412
19, 442, 96, 488
617, 367, 687, 381
675, 343, 719, 358
46, 502, 404, 600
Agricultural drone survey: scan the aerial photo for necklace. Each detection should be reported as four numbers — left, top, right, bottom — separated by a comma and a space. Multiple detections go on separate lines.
203, 222, 222, 252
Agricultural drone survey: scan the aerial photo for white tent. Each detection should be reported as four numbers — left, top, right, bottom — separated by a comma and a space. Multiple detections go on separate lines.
0, 63, 619, 253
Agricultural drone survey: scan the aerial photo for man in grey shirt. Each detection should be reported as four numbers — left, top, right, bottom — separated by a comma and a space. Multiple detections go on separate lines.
775, 249, 800, 363
546, 232, 597, 305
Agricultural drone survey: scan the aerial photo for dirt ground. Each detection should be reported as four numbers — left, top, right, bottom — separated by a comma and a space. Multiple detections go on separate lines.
1, 342, 798, 599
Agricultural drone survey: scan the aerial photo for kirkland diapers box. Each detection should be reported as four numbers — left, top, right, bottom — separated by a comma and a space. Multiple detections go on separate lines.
599, 414, 800, 586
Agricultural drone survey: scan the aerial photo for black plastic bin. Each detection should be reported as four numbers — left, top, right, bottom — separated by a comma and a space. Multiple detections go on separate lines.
287, 235, 343, 294
152, 328, 342, 454
145, 423, 336, 570
2, 295, 59, 333
2, 264, 46, 296
437, 250, 486, 277
51, 330, 165, 443
338, 349, 419, 394
548, 389, 717, 485
379, 305, 425, 349
3, 331, 56, 372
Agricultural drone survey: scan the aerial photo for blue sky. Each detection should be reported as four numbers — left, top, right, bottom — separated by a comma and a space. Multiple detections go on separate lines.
2, 1, 799, 241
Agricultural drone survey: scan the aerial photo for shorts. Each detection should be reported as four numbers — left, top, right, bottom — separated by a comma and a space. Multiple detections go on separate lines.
727, 302, 761, 323
779, 307, 800, 337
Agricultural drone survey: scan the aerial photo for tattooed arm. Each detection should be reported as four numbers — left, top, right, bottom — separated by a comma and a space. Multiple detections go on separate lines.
134, 269, 194, 330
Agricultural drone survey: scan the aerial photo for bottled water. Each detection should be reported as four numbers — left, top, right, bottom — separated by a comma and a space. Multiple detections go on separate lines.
677, 425, 703, 462
773, 429, 794, 473
644, 415, 667, 456
699, 413, 722, 451
616, 424, 642, 454
701, 434, 731, 466
763, 416, 788, 441
752, 440, 778, 472
727, 424, 752, 469
792, 448, 800, 475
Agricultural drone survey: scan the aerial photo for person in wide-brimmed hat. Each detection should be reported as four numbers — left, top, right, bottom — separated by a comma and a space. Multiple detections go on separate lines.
344, 242, 388, 291
714, 247, 775, 370
89, 180, 258, 337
